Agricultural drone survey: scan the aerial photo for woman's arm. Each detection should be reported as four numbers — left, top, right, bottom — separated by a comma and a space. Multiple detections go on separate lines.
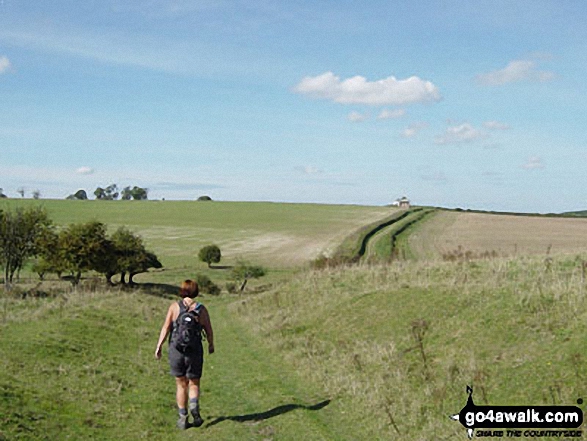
154, 303, 175, 359
200, 306, 214, 354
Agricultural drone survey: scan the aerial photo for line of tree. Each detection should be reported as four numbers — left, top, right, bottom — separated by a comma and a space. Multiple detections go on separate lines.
0, 206, 161, 289
66, 184, 148, 201
0, 188, 41, 199
34, 223, 162, 286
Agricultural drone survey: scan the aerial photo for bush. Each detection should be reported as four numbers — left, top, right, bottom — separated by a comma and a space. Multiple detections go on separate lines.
198, 244, 221, 268
231, 261, 266, 292
225, 282, 237, 294
195, 274, 221, 295
197, 196, 212, 201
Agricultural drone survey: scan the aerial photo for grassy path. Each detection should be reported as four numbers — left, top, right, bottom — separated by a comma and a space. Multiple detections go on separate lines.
196, 297, 350, 441
0, 290, 352, 440
363, 208, 433, 261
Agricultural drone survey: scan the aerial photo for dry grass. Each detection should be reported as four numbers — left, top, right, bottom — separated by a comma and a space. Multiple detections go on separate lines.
234, 255, 587, 439
409, 211, 587, 259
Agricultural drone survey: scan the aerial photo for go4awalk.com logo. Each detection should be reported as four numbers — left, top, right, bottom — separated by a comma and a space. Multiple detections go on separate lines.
450, 386, 584, 439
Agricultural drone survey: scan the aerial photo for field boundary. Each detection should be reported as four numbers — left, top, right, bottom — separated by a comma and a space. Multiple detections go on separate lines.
332, 208, 424, 263
365, 208, 434, 261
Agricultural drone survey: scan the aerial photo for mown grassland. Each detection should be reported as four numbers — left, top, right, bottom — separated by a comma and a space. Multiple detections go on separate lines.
409, 211, 587, 260
237, 256, 587, 440
0, 199, 391, 274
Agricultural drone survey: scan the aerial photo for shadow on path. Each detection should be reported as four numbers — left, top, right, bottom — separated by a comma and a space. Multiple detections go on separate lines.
135, 282, 178, 299
204, 399, 331, 428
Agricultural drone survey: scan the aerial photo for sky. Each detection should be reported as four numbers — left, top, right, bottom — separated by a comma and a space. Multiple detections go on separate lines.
0, 0, 586, 212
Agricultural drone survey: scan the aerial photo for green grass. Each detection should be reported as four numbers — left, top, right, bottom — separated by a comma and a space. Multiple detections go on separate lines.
332, 208, 413, 262
0, 199, 391, 273
0, 288, 362, 440
237, 255, 587, 439
366, 208, 433, 261
3, 200, 587, 440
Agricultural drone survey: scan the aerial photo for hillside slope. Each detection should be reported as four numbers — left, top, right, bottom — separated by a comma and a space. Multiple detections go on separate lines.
238, 256, 587, 439
0, 290, 360, 440
0, 199, 392, 270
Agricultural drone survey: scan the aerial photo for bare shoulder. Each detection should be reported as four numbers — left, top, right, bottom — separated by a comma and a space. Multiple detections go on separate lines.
168, 301, 180, 319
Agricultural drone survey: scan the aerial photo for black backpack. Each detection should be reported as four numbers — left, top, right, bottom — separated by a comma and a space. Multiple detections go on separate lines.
173, 300, 203, 354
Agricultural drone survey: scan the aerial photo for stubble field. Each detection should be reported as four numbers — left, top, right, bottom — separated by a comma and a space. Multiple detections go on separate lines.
408, 211, 587, 260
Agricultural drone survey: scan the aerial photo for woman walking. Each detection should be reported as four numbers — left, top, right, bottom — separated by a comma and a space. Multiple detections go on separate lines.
155, 280, 215, 429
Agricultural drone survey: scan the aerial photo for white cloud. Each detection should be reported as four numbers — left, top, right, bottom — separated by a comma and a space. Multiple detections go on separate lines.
483, 120, 510, 130
377, 108, 406, 120
294, 71, 441, 105
521, 156, 544, 170
401, 122, 428, 138
435, 123, 486, 145
295, 165, 322, 175
0, 56, 11, 74
76, 166, 95, 175
347, 111, 368, 123
476, 59, 555, 86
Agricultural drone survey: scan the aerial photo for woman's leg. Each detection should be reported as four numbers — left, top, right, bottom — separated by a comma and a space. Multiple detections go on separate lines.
175, 376, 189, 410
188, 378, 200, 401
188, 378, 203, 426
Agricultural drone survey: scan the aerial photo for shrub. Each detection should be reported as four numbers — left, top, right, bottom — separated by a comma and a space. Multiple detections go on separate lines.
231, 261, 266, 292
198, 244, 221, 268
225, 282, 237, 294
195, 274, 221, 295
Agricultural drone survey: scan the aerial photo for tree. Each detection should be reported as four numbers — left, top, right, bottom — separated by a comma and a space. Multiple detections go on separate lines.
105, 227, 161, 285
17, 187, 25, 198
130, 186, 148, 200
33, 228, 67, 280
94, 187, 106, 200
0, 207, 52, 289
0, 188, 6, 198
105, 184, 119, 200
197, 195, 212, 201
121, 186, 148, 201
67, 189, 88, 200
94, 184, 119, 200
126, 251, 162, 285
57, 221, 114, 286
32, 190, 41, 200
121, 186, 132, 200
231, 261, 266, 292
198, 244, 222, 268
109, 227, 144, 284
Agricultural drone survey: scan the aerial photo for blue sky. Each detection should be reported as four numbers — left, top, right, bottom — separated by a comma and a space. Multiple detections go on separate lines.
1, 1, 586, 212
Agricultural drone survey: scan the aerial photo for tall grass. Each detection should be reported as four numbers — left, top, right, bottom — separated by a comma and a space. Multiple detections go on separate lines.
235, 255, 587, 439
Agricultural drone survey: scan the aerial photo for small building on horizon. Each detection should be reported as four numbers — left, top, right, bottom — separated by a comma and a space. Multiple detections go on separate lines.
392, 196, 410, 209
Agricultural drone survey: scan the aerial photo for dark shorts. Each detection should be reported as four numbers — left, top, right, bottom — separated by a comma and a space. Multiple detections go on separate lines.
168, 345, 204, 379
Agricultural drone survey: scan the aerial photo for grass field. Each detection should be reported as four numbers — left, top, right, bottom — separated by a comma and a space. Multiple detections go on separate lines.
0, 199, 391, 286
408, 210, 587, 260
2, 201, 587, 440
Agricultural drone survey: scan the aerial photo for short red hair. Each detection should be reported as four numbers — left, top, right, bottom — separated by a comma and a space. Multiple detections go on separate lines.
179, 280, 199, 298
